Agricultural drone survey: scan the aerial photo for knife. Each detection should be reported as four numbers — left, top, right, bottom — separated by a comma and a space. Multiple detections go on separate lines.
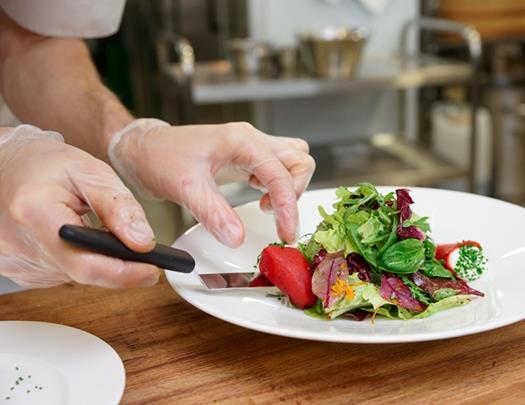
58, 225, 264, 289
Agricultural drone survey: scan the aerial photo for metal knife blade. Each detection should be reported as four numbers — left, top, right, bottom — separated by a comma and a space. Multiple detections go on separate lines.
199, 272, 274, 289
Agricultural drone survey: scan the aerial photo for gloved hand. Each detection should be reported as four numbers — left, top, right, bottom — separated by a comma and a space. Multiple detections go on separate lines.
108, 119, 316, 247
0, 125, 159, 288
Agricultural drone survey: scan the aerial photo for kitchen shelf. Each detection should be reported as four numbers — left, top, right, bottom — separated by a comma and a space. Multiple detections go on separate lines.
311, 133, 467, 188
165, 55, 473, 104
157, 17, 482, 204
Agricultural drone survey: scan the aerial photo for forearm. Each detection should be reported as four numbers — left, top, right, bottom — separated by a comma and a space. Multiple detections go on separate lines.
0, 11, 133, 161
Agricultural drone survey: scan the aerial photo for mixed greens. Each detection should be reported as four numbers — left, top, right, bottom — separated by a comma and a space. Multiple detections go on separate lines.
256, 183, 487, 321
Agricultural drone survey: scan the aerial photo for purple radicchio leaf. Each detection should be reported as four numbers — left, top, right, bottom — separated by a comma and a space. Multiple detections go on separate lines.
396, 188, 414, 222
311, 252, 349, 308
412, 271, 484, 298
346, 253, 372, 282
380, 274, 427, 313
396, 225, 426, 241
341, 309, 369, 321
310, 249, 327, 273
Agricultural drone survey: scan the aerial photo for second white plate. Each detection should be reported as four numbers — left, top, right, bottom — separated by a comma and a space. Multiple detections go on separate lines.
0, 321, 125, 405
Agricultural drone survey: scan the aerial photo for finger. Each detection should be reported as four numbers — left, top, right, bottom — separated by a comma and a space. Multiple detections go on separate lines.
65, 251, 160, 288
52, 205, 160, 287
9, 185, 160, 288
267, 135, 310, 154
168, 173, 245, 248
234, 143, 299, 244
251, 134, 314, 212
259, 149, 315, 212
68, 162, 156, 253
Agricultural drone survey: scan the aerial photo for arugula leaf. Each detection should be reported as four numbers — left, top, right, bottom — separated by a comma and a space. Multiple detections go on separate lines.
335, 186, 351, 199
377, 214, 399, 256
403, 214, 431, 232
347, 223, 378, 268
401, 275, 433, 305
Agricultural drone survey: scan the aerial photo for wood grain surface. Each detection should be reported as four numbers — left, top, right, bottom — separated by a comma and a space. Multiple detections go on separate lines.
0, 276, 524, 404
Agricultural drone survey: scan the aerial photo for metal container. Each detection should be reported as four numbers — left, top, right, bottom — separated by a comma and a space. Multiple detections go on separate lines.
299, 26, 368, 79
226, 38, 271, 78
486, 85, 525, 203
271, 47, 300, 77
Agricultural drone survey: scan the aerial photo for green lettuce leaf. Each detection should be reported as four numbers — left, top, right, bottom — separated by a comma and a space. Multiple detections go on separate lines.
413, 295, 472, 319
323, 274, 389, 319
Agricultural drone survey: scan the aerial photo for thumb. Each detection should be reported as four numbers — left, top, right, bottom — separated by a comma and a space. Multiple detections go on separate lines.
177, 176, 245, 248
70, 164, 156, 253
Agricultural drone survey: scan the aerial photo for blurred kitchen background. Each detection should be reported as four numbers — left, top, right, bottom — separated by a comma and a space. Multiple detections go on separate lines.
89, 0, 525, 244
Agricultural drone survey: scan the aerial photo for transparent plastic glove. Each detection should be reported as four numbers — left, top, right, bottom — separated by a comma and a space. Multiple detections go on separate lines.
0, 125, 159, 288
108, 119, 316, 247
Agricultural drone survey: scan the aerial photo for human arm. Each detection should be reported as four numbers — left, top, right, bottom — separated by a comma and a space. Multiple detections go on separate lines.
0, 9, 316, 247
0, 8, 131, 161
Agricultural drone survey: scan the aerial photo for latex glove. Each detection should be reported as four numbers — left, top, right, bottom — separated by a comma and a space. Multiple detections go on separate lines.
0, 125, 159, 288
108, 119, 316, 247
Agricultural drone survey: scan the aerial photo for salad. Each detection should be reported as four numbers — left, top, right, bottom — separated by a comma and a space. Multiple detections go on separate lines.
252, 184, 488, 321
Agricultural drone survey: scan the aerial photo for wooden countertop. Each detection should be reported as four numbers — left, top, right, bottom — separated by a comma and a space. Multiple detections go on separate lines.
1, 276, 524, 404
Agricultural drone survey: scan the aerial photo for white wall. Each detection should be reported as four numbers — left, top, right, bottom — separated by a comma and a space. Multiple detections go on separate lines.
246, 0, 419, 144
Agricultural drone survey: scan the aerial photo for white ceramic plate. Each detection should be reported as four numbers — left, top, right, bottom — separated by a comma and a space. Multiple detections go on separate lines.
167, 187, 525, 343
0, 321, 125, 405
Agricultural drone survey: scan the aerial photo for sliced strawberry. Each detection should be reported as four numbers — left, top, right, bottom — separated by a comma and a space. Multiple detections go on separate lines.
249, 273, 274, 287
259, 245, 317, 309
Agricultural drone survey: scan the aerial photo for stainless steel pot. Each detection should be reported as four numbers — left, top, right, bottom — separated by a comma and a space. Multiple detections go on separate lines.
226, 38, 271, 78
299, 26, 368, 79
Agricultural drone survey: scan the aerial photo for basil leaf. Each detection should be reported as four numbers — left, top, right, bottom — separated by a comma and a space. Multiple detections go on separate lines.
380, 239, 425, 274
421, 260, 454, 279
423, 239, 436, 260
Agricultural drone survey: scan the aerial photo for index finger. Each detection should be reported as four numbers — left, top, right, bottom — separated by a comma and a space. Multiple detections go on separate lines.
237, 145, 299, 244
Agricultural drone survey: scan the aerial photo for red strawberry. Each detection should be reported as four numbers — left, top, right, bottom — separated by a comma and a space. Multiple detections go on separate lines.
249, 273, 274, 287
259, 245, 317, 309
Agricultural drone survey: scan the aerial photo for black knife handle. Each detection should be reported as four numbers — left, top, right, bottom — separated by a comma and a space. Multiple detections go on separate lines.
59, 225, 195, 273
